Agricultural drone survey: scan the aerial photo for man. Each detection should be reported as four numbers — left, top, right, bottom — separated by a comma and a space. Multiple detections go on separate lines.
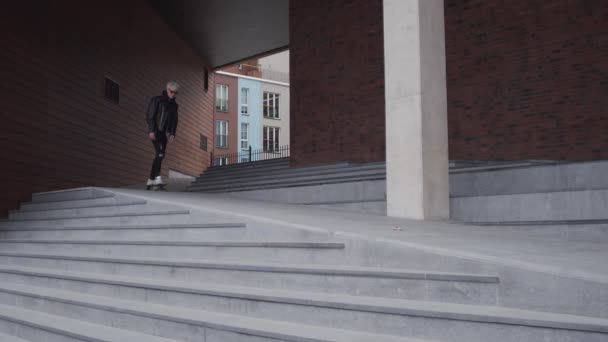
146, 81, 179, 189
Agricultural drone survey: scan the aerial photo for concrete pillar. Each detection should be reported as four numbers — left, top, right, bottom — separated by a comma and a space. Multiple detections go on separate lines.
383, 0, 449, 220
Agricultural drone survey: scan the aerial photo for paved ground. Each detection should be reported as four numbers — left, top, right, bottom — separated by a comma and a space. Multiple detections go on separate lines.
115, 186, 608, 284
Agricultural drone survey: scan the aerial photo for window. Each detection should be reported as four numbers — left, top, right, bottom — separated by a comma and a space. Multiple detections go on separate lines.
216, 84, 228, 112
104, 77, 119, 104
241, 88, 249, 114
241, 123, 249, 150
263, 92, 280, 119
215, 120, 228, 148
263, 126, 280, 152
214, 157, 228, 166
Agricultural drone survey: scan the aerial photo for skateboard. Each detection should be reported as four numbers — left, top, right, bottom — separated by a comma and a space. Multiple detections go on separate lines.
146, 184, 167, 191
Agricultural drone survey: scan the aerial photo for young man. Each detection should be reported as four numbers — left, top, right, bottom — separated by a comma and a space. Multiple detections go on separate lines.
146, 81, 179, 188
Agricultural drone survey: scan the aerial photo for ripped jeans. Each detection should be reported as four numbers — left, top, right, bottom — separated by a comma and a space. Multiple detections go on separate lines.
149, 131, 168, 180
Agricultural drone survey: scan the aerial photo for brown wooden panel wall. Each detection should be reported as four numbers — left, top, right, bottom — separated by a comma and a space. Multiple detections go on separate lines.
0, 0, 214, 216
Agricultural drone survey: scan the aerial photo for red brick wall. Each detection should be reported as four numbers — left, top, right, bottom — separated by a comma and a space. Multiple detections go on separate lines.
213, 74, 239, 159
289, 0, 386, 166
446, 0, 608, 161
0, 0, 214, 216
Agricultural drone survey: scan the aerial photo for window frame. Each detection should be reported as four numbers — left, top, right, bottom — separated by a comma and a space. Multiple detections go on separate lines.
215, 120, 228, 148
215, 84, 229, 112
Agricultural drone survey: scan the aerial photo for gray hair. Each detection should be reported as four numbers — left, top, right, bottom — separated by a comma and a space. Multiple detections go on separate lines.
166, 81, 180, 91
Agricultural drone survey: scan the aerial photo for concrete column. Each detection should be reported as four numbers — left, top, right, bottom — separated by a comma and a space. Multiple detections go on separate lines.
383, 0, 449, 220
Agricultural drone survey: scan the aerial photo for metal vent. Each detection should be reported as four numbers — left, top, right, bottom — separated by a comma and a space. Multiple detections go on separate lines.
104, 77, 119, 104
200, 134, 208, 151
204, 69, 209, 92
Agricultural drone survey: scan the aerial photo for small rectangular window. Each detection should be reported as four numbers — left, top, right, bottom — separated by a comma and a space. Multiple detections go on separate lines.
216, 84, 228, 112
215, 120, 228, 148
241, 88, 249, 114
241, 123, 249, 150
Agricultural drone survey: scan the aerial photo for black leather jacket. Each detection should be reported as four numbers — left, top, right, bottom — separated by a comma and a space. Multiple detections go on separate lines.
146, 91, 179, 136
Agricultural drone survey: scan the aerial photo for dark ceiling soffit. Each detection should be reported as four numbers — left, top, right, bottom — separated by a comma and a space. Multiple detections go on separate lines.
211, 45, 289, 71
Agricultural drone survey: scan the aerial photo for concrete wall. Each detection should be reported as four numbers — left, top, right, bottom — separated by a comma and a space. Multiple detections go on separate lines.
1, 0, 214, 216
238, 78, 262, 154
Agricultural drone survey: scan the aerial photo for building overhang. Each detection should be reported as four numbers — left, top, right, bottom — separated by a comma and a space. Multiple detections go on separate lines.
148, 0, 289, 69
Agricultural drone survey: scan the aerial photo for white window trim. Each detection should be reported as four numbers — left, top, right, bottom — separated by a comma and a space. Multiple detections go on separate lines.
241, 88, 249, 115
241, 123, 249, 150
263, 126, 280, 152
216, 84, 229, 112
215, 120, 228, 148
263, 92, 280, 119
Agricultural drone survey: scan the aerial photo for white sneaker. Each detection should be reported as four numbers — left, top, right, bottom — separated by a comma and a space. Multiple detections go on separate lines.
153, 176, 166, 185
146, 179, 154, 186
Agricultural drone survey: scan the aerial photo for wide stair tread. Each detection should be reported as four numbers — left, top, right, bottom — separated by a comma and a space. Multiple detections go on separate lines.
0, 252, 498, 281
0, 303, 179, 342
0, 331, 29, 342
0, 282, 434, 342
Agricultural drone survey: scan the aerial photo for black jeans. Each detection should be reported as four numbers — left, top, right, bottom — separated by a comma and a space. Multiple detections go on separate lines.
149, 132, 168, 180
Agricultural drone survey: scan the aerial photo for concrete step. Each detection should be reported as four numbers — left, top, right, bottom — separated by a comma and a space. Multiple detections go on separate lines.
0, 282, 430, 342
7, 202, 175, 221
0, 331, 29, 342
0, 304, 179, 342
451, 189, 608, 222
203, 157, 289, 172
0, 264, 499, 308
466, 221, 608, 242
191, 169, 386, 192
202, 163, 293, 179
0, 281, 605, 342
0, 253, 499, 304
0, 223, 330, 242
203, 159, 290, 176
0, 210, 192, 229
30, 188, 114, 203
16, 194, 139, 212
194, 162, 383, 185
304, 200, 387, 215
223, 179, 386, 205
190, 173, 387, 193
450, 160, 608, 197
0, 240, 348, 264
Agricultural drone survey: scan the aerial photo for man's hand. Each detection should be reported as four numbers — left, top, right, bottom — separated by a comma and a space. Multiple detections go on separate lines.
169, 135, 175, 143
148, 132, 156, 141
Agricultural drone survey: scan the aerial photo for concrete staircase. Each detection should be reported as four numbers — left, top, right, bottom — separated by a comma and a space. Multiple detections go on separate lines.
187, 158, 387, 214
0, 187, 606, 341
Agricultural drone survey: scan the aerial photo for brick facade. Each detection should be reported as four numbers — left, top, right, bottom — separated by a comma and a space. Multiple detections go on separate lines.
289, 0, 386, 166
445, 0, 608, 161
1, 0, 214, 216
289, 0, 607, 166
